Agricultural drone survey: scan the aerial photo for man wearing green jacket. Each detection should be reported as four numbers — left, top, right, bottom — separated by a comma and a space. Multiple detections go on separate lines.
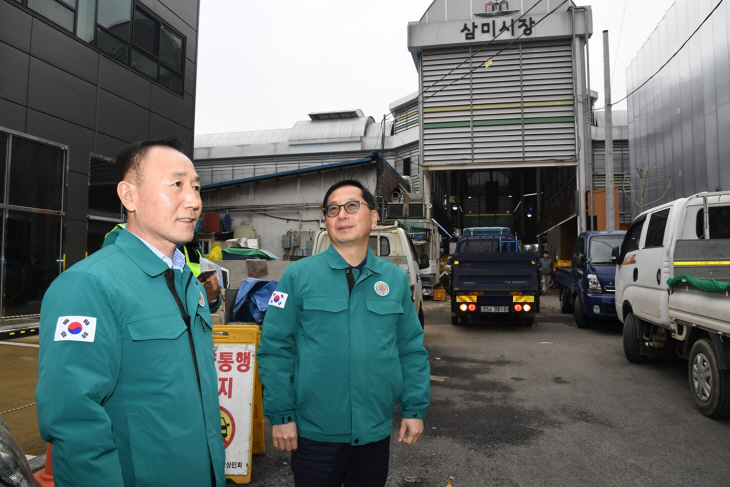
36, 138, 225, 486
103, 224, 222, 313
258, 180, 430, 486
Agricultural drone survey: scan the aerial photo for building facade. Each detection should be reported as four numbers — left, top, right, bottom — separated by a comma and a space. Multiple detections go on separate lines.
196, 1, 604, 260
194, 109, 432, 258
626, 0, 730, 216
0, 0, 199, 318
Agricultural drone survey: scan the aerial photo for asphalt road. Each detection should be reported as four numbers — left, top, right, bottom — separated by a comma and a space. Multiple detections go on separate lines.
246, 291, 730, 486
3, 290, 730, 486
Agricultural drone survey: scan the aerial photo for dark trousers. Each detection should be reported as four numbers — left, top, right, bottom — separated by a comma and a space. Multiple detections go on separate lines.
291, 436, 390, 487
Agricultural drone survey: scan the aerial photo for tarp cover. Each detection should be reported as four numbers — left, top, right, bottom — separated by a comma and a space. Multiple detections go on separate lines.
232, 278, 279, 323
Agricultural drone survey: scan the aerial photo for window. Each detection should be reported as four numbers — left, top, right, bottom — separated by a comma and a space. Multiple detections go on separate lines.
88, 156, 122, 219
27, 0, 74, 32
0, 129, 66, 319
87, 155, 124, 254
589, 236, 625, 265
644, 209, 669, 248
16, 0, 185, 95
403, 157, 411, 177
368, 236, 391, 257
9, 137, 64, 211
0, 136, 6, 204
696, 207, 730, 239
620, 216, 645, 259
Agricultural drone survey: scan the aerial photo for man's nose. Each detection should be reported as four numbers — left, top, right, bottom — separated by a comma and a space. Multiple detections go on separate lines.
183, 186, 201, 208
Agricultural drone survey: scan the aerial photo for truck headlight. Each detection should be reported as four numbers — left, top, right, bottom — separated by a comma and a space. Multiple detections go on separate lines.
587, 274, 602, 293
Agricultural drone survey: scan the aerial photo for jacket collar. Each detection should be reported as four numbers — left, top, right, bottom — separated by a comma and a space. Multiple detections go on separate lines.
323, 245, 383, 275
115, 229, 173, 278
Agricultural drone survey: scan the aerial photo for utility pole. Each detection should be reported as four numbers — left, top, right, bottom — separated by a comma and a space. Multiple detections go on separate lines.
603, 30, 615, 231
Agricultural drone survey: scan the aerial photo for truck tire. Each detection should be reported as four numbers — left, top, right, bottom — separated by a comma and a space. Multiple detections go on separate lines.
451, 313, 467, 326
418, 304, 425, 328
518, 316, 534, 327
623, 312, 647, 364
560, 287, 572, 313
574, 296, 591, 329
689, 339, 730, 418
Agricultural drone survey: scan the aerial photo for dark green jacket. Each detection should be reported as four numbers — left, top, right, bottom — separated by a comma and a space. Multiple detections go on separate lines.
36, 229, 225, 487
102, 225, 221, 312
258, 245, 430, 445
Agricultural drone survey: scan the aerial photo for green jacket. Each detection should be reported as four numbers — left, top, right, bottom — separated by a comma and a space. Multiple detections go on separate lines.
258, 245, 430, 445
102, 225, 221, 312
36, 229, 225, 487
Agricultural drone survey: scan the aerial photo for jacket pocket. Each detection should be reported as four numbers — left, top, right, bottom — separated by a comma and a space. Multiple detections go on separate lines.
302, 296, 348, 312
127, 316, 187, 341
366, 300, 404, 316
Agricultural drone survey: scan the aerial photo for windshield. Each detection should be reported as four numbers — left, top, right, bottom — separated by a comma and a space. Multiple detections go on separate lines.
589, 236, 624, 264
456, 236, 518, 253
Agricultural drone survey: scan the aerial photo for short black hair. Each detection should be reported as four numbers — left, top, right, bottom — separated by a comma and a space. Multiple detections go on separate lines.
322, 179, 377, 212
114, 137, 185, 183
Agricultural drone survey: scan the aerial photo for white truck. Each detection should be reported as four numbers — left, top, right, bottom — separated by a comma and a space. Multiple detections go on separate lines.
313, 223, 426, 326
400, 219, 441, 298
614, 191, 730, 418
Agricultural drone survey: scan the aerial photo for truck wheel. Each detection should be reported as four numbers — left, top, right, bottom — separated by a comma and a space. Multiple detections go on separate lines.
623, 312, 647, 364
689, 339, 730, 418
518, 316, 534, 327
574, 296, 590, 329
559, 288, 572, 313
418, 304, 425, 328
451, 313, 466, 326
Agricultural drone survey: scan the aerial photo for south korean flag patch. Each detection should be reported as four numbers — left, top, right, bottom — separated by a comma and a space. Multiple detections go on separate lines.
268, 291, 288, 309
54, 316, 97, 342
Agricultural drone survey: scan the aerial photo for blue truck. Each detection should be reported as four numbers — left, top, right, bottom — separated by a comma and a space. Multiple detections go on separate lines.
450, 227, 540, 327
554, 230, 626, 328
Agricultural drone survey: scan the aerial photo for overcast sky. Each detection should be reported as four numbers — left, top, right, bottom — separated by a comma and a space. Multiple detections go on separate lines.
194, 0, 677, 136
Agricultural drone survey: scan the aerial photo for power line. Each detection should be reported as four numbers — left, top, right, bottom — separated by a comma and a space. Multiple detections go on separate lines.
419, 0, 545, 100
611, 0, 629, 86
595, 0, 724, 111
386, 0, 570, 131
421, 0, 571, 106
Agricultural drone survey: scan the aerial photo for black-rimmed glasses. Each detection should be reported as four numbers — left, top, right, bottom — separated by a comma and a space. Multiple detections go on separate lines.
323, 201, 370, 218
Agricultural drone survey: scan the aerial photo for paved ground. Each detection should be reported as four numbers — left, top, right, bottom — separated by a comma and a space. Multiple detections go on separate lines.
3, 290, 730, 486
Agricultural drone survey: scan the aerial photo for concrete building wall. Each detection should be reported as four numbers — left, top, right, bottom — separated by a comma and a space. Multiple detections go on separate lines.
201, 165, 379, 258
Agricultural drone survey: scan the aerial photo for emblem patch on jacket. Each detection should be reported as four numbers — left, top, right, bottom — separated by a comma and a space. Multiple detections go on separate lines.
269, 291, 288, 308
199, 291, 205, 307
374, 281, 390, 296
54, 316, 97, 342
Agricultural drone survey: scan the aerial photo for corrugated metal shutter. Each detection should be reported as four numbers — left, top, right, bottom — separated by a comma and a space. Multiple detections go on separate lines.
421, 39, 576, 166
393, 100, 419, 134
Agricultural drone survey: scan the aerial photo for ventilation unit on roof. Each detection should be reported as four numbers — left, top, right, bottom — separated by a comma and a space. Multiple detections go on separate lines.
387, 203, 405, 219
308, 110, 364, 120
408, 203, 425, 219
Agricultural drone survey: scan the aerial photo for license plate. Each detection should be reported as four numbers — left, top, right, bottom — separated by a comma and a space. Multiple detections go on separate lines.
481, 306, 509, 313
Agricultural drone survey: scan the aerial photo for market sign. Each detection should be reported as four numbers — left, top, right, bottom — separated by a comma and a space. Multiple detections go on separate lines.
461, 17, 536, 41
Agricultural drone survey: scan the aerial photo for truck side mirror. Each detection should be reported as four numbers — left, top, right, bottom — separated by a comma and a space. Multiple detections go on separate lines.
578, 253, 586, 267
419, 254, 429, 269
611, 246, 620, 265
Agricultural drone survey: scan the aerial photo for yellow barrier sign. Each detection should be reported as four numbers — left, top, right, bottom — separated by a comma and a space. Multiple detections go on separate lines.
213, 325, 265, 485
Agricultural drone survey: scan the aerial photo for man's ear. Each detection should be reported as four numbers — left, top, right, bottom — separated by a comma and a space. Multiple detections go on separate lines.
370, 209, 378, 228
117, 180, 137, 213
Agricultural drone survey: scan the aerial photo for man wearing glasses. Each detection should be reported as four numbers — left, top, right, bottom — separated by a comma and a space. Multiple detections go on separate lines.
258, 179, 430, 486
